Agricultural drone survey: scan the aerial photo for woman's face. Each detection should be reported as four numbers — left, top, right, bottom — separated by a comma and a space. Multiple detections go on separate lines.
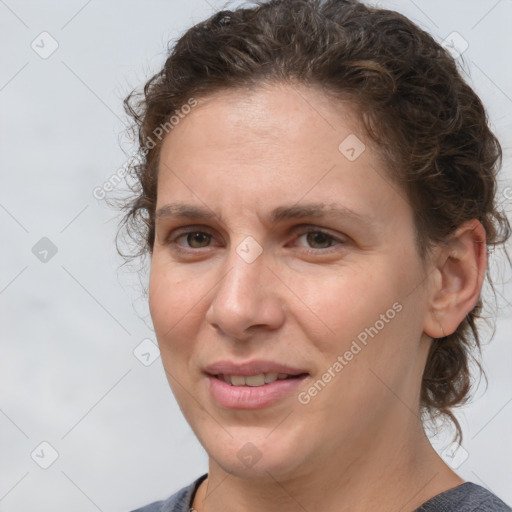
149, 83, 435, 480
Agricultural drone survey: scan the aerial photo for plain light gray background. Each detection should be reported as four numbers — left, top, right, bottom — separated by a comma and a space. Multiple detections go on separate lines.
1, 1, 511, 511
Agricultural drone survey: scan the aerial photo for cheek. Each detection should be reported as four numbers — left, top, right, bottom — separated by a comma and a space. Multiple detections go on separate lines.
291, 263, 400, 347
148, 266, 208, 407
148, 263, 206, 350
319, 273, 426, 407
295, 258, 424, 391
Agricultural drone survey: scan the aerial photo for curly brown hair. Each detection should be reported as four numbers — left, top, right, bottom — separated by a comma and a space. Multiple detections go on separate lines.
117, 0, 510, 442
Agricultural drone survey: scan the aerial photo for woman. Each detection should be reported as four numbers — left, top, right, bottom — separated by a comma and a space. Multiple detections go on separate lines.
120, 0, 511, 510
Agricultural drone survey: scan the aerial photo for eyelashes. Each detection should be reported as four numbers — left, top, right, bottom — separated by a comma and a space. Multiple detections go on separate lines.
292, 227, 344, 251
174, 231, 213, 250
165, 225, 347, 256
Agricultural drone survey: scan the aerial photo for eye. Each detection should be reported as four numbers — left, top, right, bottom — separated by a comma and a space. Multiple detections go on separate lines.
165, 225, 346, 256
293, 227, 346, 252
172, 230, 213, 249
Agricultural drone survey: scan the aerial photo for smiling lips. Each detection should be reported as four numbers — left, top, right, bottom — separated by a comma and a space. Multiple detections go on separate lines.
204, 360, 309, 409
216, 373, 295, 386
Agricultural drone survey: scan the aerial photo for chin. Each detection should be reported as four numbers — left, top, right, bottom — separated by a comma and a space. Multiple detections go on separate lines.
202, 428, 311, 481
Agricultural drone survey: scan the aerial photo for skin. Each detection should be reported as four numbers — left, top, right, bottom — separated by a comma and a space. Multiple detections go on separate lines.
148, 82, 487, 512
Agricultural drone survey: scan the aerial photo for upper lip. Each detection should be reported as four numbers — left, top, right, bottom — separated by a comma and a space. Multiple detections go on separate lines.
204, 360, 309, 377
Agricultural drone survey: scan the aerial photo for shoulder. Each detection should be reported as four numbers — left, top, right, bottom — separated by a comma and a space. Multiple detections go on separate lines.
415, 482, 511, 512
128, 474, 207, 512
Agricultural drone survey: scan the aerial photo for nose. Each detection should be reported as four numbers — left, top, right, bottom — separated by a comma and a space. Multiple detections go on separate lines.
205, 244, 285, 341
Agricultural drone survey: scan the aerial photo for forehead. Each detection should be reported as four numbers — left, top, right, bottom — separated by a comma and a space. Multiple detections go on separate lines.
158, 83, 368, 180
155, 82, 409, 229
166, 82, 364, 155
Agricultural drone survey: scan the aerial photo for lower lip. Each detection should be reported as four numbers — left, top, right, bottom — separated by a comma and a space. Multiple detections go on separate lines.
206, 374, 308, 409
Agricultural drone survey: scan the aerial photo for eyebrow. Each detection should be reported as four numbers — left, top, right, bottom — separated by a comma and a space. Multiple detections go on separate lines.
155, 202, 372, 225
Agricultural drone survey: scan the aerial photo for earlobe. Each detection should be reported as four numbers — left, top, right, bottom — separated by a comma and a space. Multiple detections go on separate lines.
423, 219, 487, 339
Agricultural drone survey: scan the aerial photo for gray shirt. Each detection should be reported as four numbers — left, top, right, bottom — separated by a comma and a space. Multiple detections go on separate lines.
130, 474, 511, 511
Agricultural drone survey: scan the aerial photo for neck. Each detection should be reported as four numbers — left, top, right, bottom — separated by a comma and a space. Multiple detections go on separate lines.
192, 411, 463, 512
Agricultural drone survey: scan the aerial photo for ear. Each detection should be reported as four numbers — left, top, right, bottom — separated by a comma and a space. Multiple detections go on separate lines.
423, 219, 487, 338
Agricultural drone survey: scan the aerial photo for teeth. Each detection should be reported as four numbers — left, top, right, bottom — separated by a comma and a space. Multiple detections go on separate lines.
219, 373, 291, 387
230, 375, 246, 386
264, 373, 278, 383
245, 374, 265, 387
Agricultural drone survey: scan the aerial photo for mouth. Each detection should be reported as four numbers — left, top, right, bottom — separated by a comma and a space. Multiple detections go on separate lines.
212, 372, 308, 387
204, 361, 310, 409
